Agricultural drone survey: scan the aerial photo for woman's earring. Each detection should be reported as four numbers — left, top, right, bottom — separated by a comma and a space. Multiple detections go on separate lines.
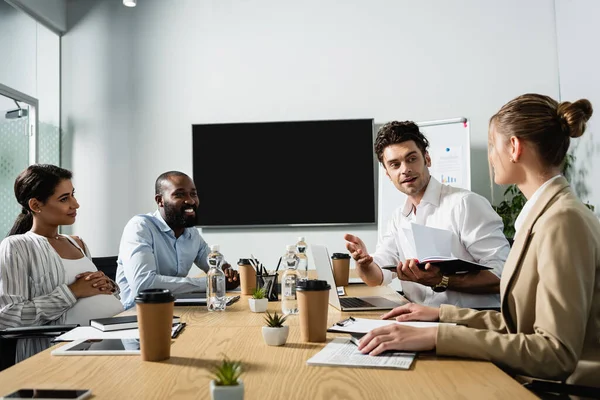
509, 157, 516, 163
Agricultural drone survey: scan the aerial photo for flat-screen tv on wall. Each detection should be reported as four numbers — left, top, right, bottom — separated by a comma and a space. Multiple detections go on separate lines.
192, 118, 376, 228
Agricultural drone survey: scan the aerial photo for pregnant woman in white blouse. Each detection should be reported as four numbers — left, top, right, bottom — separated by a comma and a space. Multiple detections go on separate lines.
0, 164, 123, 362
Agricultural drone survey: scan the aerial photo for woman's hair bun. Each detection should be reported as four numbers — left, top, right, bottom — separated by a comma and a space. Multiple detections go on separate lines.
557, 99, 593, 138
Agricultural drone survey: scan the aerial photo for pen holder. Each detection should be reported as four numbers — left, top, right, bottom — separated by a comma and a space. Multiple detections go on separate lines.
256, 273, 279, 302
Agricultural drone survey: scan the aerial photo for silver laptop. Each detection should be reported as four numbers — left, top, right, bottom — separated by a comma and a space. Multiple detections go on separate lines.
311, 244, 407, 311
174, 291, 207, 305
174, 292, 240, 306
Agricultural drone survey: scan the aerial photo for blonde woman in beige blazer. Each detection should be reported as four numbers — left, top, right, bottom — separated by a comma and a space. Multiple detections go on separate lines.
357, 94, 600, 388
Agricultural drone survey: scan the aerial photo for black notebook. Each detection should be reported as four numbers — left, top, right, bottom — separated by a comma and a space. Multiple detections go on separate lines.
416, 257, 491, 274
90, 315, 181, 332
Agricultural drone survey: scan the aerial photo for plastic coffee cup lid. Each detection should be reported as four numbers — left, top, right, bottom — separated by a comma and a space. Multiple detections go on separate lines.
296, 279, 331, 291
238, 258, 251, 265
331, 253, 351, 259
135, 288, 175, 304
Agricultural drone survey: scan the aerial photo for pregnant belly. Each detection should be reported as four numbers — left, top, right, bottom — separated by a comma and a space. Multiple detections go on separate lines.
64, 294, 124, 326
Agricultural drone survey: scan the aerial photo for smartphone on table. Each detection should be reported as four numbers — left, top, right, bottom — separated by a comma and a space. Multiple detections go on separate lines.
0, 389, 91, 399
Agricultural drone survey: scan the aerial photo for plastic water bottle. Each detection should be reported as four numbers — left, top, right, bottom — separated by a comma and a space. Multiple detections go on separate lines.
296, 236, 309, 280
281, 244, 300, 315
207, 244, 226, 311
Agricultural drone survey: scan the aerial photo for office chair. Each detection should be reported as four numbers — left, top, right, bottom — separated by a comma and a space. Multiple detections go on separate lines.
0, 325, 78, 371
92, 256, 118, 282
523, 379, 600, 399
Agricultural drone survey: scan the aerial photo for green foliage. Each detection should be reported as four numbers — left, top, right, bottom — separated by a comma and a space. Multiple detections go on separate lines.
263, 311, 287, 328
492, 185, 526, 239
252, 287, 266, 300
493, 153, 595, 238
211, 356, 242, 386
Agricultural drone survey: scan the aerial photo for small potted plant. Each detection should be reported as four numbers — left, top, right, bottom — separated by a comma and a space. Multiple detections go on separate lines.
261, 311, 289, 346
248, 287, 268, 313
209, 355, 244, 400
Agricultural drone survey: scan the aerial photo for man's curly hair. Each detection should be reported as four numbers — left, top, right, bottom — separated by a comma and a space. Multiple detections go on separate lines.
374, 121, 429, 163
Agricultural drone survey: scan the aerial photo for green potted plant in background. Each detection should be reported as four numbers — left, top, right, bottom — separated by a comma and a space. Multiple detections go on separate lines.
493, 153, 595, 239
210, 355, 244, 400
261, 311, 289, 346
248, 287, 268, 313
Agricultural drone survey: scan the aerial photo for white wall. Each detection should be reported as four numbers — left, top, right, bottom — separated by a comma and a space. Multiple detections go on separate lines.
555, 0, 600, 214
61, 0, 134, 251
62, 0, 560, 267
5, 0, 67, 34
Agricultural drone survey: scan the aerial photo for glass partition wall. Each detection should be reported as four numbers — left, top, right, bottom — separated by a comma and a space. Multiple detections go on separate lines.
0, 90, 34, 236
0, 0, 60, 237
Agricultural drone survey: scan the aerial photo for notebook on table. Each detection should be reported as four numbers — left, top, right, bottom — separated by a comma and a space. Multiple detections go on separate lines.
90, 315, 181, 331
311, 244, 408, 311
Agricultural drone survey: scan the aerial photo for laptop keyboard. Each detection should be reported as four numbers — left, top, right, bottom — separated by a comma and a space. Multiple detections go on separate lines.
340, 297, 375, 308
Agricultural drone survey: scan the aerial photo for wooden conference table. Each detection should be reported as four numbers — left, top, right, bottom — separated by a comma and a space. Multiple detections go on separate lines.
0, 283, 535, 399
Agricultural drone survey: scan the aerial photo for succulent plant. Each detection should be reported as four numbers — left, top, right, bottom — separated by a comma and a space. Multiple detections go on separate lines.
252, 287, 266, 300
263, 311, 287, 328
211, 355, 243, 386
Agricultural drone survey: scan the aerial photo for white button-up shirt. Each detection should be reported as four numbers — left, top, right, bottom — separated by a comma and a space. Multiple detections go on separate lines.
373, 177, 510, 308
514, 175, 562, 235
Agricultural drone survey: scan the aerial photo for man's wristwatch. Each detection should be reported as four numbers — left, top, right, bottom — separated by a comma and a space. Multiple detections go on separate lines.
431, 275, 450, 293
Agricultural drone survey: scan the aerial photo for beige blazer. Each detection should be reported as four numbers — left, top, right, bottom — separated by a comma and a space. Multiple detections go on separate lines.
436, 177, 600, 387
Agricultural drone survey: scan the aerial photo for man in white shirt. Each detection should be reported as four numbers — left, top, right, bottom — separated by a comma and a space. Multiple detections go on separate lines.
345, 121, 510, 308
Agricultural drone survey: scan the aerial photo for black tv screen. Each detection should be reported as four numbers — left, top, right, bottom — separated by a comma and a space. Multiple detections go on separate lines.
192, 118, 376, 227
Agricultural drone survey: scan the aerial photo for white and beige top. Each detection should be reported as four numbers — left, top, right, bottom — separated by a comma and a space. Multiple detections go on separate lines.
0, 232, 122, 362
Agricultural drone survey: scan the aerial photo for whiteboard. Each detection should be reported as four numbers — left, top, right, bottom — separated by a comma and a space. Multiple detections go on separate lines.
376, 118, 471, 234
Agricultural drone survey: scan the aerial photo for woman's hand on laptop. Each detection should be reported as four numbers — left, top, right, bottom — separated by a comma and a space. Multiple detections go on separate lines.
358, 324, 437, 355
380, 303, 440, 322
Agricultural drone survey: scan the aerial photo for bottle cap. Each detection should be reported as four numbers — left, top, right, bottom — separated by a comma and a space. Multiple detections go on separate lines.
296, 279, 331, 291
286, 244, 295, 252
298, 236, 305, 242
210, 244, 220, 252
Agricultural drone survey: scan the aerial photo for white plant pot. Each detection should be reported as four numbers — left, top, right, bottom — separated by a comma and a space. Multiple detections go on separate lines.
261, 326, 289, 346
210, 379, 244, 400
248, 298, 268, 313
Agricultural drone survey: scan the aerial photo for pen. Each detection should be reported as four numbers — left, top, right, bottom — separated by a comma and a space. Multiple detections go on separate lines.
336, 316, 355, 326
226, 295, 240, 306
348, 335, 413, 356
172, 322, 186, 338
274, 257, 282, 274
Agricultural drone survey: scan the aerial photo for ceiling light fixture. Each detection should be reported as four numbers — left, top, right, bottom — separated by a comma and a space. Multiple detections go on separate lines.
123, 0, 136, 7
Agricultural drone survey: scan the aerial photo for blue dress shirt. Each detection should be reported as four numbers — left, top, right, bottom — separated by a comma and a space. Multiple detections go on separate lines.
116, 210, 211, 309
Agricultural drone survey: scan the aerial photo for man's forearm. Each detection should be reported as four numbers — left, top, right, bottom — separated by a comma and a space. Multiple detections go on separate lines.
447, 271, 500, 294
356, 262, 384, 287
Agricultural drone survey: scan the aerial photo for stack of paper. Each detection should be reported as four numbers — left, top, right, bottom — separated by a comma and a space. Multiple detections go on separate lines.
403, 223, 490, 273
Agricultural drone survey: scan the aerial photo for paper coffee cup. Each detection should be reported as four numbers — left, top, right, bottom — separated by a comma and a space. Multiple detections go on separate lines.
238, 258, 256, 295
331, 253, 351, 287
297, 279, 331, 342
135, 288, 175, 362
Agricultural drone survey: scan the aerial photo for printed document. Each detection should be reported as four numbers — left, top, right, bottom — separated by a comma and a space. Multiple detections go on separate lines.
307, 338, 415, 370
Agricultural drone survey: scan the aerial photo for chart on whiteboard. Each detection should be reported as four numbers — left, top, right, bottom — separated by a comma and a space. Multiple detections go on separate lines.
428, 145, 464, 187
